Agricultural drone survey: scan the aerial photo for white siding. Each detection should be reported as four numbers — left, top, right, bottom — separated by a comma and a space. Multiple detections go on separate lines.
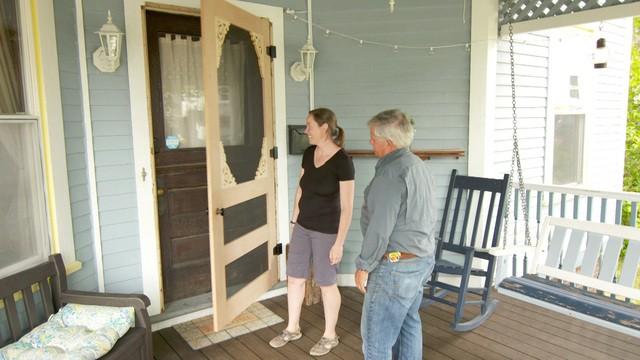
494, 33, 550, 183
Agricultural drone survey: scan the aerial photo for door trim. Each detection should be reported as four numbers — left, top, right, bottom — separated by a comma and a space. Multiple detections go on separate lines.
124, 0, 287, 316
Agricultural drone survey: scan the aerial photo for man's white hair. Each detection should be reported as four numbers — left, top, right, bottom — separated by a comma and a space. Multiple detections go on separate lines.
368, 109, 415, 148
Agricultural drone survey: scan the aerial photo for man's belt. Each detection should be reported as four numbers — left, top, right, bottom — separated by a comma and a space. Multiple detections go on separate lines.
382, 251, 417, 263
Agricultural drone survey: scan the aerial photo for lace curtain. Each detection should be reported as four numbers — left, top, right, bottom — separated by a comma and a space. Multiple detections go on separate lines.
159, 34, 205, 148
158, 33, 245, 148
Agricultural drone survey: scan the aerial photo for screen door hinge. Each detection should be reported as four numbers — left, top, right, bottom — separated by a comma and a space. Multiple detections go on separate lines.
273, 243, 283, 256
270, 146, 278, 159
267, 45, 277, 59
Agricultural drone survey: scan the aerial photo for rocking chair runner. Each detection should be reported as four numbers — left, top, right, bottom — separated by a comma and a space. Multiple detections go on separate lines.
423, 169, 510, 331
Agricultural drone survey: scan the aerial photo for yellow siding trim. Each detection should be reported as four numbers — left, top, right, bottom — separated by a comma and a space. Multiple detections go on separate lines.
29, 0, 59, 253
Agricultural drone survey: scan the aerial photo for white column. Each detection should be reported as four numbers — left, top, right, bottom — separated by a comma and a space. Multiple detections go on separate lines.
467, 0, 499, 177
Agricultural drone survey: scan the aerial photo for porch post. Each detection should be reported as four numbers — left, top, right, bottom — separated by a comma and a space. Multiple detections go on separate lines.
468, 0, 499, 177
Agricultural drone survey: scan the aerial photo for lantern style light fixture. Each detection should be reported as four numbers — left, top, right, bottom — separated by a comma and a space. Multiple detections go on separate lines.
290, 40, 318, 82
290, 0, 318, 82
593, 22, 608, 69
93, 10, 125, 73
593, 37, 608, 69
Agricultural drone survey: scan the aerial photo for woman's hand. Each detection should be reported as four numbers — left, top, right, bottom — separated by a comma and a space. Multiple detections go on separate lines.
329, 243, 343, 265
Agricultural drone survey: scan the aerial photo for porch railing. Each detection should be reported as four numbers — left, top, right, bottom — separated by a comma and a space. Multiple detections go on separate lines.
495, 182, 640, 283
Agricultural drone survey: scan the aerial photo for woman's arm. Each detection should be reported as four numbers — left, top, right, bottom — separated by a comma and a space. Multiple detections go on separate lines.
330, 180, 355, 264
291, 168, 304, 223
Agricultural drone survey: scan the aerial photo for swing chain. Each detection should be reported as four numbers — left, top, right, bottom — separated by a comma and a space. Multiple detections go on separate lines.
502, 20, 533, 249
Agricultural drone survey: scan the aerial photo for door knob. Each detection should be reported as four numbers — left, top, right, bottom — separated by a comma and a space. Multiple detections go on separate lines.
157, 188, 165, 196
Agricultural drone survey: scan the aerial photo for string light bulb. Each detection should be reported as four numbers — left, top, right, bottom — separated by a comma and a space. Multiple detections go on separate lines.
359, 39, 364, 47
465, 43, 470, 52
324, 29, 331, 37
428, 47, 435, 55
393, 45, 399, 53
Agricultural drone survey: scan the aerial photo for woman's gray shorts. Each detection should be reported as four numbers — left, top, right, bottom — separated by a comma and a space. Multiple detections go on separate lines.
287, 223, 338, 286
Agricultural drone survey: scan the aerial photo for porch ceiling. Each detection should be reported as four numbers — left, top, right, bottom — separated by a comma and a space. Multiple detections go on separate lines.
499, 0, 640, 26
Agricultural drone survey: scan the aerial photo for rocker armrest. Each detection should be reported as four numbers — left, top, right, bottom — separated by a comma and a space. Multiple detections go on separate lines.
441, 242, 475, 256
60, 290, 150, 309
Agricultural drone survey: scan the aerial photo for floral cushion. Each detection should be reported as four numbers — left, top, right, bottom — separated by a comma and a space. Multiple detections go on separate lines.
0, 304, 134, 360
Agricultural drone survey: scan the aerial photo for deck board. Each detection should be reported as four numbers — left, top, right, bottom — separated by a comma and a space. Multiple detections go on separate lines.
153, 287, 638, 359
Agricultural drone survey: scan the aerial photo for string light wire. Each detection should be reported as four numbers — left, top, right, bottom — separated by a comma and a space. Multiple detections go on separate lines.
284, 8, 470, 52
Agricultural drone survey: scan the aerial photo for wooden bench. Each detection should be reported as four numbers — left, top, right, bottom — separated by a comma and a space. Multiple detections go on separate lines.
498, 217, 640, 338
0, 254, 152, 359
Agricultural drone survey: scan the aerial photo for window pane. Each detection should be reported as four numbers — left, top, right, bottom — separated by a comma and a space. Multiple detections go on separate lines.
218, 25, 264, 184
553, 114, 584, 185
0, 0, 26, 114
0, 123, 46, 272
223, 194, 267, 244
225, 241, 268, 298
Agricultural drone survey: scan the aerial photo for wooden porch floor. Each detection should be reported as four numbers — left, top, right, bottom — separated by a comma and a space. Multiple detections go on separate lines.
153, 287, 640, 359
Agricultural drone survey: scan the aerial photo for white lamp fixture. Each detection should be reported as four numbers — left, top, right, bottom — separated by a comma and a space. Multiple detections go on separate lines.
389, 0, 396, 13
290, 40, 318, 82
593, 37, 608, 69
93, 10, 125, 73
290, 0, 318, 82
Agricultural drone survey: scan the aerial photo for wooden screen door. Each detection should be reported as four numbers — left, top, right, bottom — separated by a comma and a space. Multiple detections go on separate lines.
202, 0, 278, 330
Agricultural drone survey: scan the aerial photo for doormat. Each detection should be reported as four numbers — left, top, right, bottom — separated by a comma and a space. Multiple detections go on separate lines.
173, 302, 284, 350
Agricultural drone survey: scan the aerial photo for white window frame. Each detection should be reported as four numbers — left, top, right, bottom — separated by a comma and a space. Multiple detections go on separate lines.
0, 0, 78, 276
544, 27, 594, 186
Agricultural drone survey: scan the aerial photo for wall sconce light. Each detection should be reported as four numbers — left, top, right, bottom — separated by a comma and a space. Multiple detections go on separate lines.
593, 37, 608, 69
290, 40, 318, 82
93, 10, 125, 73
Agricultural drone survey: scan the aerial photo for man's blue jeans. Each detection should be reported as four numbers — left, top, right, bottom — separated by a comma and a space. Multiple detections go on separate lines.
361, 256, 435, 360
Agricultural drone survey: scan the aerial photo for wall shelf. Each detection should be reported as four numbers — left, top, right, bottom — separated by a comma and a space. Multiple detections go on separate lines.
345, 149, 465, 160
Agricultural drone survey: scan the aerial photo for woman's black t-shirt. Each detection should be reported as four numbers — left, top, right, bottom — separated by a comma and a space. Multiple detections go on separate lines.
297, 145, 355, 234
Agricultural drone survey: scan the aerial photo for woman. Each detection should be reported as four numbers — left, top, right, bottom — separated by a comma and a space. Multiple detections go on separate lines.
270, 108, 355, 356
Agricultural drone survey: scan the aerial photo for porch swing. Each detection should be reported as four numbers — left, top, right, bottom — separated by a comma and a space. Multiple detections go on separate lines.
422, 19, 532, 332
493, 19, 640, 337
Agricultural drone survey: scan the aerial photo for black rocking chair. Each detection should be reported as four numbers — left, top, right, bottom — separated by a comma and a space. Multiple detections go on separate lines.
423, 169, 509, 332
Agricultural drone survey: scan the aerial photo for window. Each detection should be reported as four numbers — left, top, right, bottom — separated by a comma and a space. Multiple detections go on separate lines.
569, 75, 579, 99
552, 114, 584, 185
0, 0, 48, 277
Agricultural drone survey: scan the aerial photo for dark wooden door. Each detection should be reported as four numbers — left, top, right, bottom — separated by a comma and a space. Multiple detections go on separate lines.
146, 10, 210, 303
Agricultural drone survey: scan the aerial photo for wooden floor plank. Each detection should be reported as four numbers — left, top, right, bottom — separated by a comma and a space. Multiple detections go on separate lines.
264, 298, 348, 360
152, 331, 180, 360
338, 290, 495, 360
269, 296, 364, 356
234, 331, 289, 359
200, 344, 234, 360
252, 326, 316, 360
154, 287, 637, 360
217, 337, 263, 360
158, 327, 206, 360
299, 290, 453, 360
342, 288, 535, 360
496, 292, 640, 344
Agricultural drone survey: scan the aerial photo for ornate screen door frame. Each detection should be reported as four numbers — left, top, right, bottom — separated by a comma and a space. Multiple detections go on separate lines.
202, 0, 278, 331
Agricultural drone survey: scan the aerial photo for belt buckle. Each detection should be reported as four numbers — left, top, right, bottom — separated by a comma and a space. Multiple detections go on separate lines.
388, 251, 401, 263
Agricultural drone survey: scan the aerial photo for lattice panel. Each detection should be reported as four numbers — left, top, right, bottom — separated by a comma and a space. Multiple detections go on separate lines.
499, 0, 640, 26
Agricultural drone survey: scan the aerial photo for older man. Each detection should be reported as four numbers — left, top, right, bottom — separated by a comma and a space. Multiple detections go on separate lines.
355, 109, 437, 360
